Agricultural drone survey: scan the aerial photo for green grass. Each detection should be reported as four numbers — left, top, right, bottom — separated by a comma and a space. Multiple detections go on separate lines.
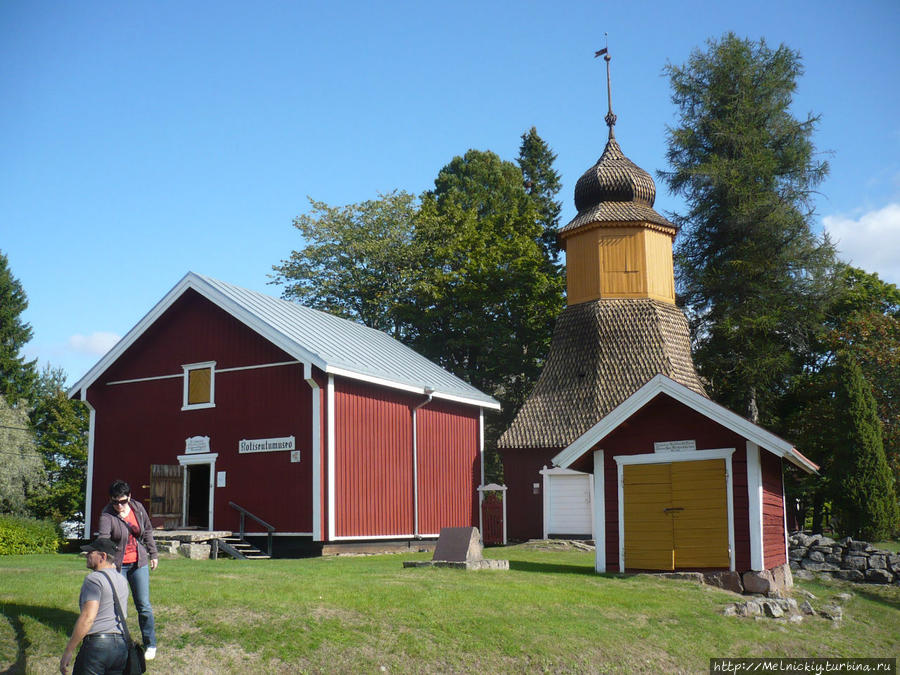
1, 545, 898, 673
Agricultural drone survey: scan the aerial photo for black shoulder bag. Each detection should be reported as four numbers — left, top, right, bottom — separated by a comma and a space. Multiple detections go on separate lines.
101, 571, 147, 674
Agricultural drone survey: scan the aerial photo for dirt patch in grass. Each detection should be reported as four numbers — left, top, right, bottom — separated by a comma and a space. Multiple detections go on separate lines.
309, 604, 367, 626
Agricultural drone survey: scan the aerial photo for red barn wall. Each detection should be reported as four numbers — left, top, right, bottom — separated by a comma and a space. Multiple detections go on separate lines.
582, 394, 752, 572
331, 380, 482, 538
417, 402, 480, 533
761, 450, 787, 568
333, 379, 414, 537
86, 290, 315, 536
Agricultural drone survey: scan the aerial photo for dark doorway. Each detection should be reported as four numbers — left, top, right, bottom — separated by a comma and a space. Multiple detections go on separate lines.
186, 464, 210, 528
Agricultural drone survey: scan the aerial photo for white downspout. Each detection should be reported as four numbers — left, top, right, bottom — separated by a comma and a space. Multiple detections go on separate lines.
412, 388, 434, 538
304, 363, 321, 541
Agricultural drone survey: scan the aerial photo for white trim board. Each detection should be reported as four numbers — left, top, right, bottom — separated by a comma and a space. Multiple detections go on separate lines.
553, 374, 817, 474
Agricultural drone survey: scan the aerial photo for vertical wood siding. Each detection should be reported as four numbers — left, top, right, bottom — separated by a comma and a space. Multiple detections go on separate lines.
761, 451, 787, 568
333, 380, 414, 537
417, 402, 479, 533
643, 230, 676, 303
87, 291, 314, 536
332, 382, 481, 538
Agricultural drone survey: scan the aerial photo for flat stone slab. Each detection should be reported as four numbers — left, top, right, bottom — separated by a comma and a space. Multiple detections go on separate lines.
153, 529, 232, 542
403, 559, 509, 570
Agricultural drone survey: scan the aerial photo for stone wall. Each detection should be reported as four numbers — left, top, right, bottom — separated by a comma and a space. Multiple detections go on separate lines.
788, 532, 900, 584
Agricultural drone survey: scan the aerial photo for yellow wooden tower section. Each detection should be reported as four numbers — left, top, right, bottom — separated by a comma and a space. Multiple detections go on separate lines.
559, 50, 677, 306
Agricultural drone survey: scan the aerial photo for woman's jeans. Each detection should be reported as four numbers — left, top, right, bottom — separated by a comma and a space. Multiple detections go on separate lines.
120, 563, 156, 648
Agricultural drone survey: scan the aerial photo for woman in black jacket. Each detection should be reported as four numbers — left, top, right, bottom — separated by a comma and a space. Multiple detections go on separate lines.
98, 479, 159, 661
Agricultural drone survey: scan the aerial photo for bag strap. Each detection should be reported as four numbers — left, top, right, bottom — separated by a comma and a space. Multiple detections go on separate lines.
100, 570, 134, 645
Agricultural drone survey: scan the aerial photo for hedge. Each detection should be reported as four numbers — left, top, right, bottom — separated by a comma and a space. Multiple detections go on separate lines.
0, 514, 61, 554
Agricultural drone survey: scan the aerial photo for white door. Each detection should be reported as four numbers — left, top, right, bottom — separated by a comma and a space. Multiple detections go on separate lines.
548, 474, 593, 536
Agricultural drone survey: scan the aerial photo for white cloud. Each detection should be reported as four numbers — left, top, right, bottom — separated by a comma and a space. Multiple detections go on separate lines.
67, 331, 121, 356
823, 203, 900, 285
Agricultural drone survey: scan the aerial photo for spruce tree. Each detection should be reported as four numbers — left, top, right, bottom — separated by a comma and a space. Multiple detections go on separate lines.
661, 34, 835, 424
517, 127, 563, 264
0, 252, 38, 405
830, 352, 899, 540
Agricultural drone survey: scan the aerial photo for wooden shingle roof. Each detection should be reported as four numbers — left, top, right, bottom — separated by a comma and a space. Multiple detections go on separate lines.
498, 298, 705, 449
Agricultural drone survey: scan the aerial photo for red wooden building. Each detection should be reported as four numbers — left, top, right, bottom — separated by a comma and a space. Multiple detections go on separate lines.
70, 273, 499, 551
553, 375, 817, 574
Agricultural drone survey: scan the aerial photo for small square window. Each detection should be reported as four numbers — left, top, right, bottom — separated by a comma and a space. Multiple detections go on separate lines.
183, 362, 215, 410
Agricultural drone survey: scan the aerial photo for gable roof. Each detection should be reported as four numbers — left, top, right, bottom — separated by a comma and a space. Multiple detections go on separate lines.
552, 374, 817, 474
69, 272, 500, 410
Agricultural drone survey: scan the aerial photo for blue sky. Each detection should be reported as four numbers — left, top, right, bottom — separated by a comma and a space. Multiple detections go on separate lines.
2, 1, 898, 384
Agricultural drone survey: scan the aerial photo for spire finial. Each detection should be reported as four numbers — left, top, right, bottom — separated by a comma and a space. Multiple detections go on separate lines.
594, 35, 616, 139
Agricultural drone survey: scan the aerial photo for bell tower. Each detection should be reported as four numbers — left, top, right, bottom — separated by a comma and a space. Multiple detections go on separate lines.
498, 51, 706, 540
561, 49, 676, 305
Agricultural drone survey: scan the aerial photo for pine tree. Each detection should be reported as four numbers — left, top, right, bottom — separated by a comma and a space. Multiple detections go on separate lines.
0, 251, 38, 405
830, 353, 899, 540
27, 366, 88, 534
517, 127, 563, 264
661, 34, 835, 424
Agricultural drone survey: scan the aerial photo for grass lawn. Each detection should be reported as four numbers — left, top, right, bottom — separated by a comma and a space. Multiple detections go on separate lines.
1, 544, 897, 673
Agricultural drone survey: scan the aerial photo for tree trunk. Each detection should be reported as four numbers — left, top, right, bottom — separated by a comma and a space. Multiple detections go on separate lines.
747, 386, 760, 424
811, 489, 824, 534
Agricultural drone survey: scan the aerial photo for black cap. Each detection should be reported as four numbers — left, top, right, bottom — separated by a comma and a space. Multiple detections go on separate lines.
80, 537, 119, 556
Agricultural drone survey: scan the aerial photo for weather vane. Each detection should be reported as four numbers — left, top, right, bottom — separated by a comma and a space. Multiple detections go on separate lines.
594, 34, 616, 138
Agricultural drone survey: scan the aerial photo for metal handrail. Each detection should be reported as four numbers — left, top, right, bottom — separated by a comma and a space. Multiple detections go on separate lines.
228, 501, 275, 557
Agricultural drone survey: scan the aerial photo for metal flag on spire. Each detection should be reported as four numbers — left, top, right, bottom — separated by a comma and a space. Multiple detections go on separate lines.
594, 36, 616, 139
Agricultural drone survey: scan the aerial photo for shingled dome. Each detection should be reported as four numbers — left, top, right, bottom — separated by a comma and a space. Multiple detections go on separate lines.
561, 137, 675, 234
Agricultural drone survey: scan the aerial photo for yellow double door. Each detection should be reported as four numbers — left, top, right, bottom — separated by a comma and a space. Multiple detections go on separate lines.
623, 459, 729, 570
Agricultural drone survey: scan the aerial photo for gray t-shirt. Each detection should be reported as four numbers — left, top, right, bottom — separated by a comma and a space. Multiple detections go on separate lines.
79, 569, 129, 635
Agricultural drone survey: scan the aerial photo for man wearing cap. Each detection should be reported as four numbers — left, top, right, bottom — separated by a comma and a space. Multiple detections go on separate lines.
60, 537, 130, 674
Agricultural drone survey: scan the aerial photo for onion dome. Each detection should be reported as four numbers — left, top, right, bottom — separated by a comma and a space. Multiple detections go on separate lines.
561, 51, 674, 235
561, 138, 674, 234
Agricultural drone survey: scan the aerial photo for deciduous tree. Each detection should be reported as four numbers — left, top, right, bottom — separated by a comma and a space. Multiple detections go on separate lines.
0, 394, 46, 515
272, 192, 420, 339
404, 150, 566, 455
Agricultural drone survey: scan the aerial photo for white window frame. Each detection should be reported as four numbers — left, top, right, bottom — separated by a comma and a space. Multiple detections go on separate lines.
182, 361, 216, 410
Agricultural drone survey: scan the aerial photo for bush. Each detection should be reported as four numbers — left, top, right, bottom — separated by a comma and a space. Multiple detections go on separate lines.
0, 514, 60, 554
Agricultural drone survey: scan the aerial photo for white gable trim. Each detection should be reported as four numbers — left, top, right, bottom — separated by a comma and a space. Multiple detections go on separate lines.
67, 272, 498, 410
68, 273, 322, 397
552, 374, 817, 474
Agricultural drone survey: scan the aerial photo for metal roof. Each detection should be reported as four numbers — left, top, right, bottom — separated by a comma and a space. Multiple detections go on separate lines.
69, 272, 500, 410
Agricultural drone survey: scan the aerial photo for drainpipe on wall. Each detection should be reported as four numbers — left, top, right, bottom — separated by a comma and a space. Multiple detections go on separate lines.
412, 388, 434, 539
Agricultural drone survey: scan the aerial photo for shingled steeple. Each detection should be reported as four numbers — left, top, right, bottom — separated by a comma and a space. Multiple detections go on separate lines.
499, 51, 703, 451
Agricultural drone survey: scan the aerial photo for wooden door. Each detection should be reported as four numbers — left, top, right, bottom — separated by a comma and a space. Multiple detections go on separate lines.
671, 460, 729, 568
623, 459, 728, 570
623, 464, 674, 570
548, 474, 593, 536
150, 464, 183, 529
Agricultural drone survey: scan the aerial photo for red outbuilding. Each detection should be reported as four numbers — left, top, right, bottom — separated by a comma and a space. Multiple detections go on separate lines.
70, 273, 499, 553
552, 375, 818, 575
